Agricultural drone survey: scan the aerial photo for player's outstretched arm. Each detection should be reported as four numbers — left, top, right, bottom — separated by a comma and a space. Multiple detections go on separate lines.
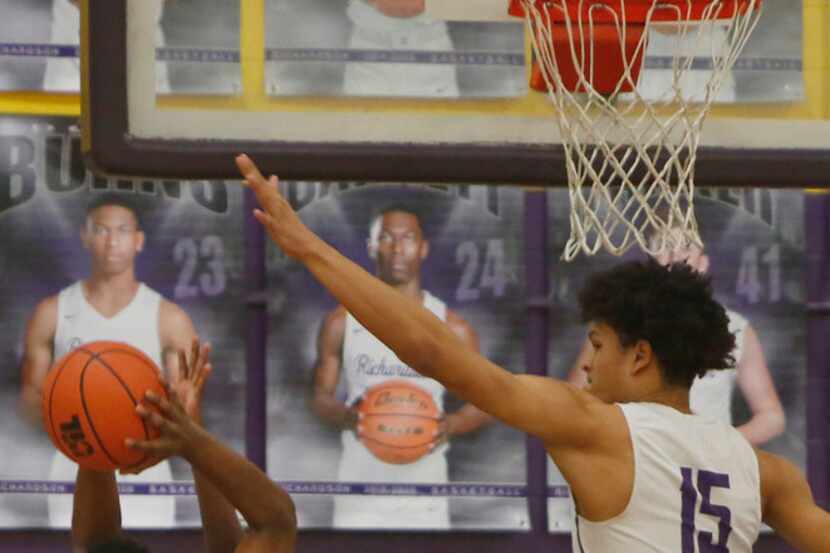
71, 468, 121, 553
759, 449, 830, 553
237, 154, 609, 448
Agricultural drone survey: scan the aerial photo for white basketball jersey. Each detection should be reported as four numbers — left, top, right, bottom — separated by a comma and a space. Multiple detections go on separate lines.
636, 25, 736, 103
45, 0, 170, 93
690, 310, 748, 424
54, 281, 163, 369
573, 403, 761, 553
49, 280, 174, 529
344, 0, 459, 98
333, 291, 450, 529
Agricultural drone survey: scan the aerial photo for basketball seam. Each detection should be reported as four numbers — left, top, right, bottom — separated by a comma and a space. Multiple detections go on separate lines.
362, 413, 441, 422
47, 350, 89, 461
360, 434, 436, 450
92, 349, 157, 468
78, 350, 120, 468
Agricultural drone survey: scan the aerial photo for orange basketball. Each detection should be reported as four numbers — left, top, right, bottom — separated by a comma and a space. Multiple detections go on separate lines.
41, 341, 166, 472
358, 380, 440, 465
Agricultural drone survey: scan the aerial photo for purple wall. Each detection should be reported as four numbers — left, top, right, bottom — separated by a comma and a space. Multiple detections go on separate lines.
2, 190, 827, 553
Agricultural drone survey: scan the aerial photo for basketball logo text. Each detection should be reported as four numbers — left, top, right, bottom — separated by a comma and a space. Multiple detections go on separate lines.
59, 415, 94, 458
374, 390, 429, 412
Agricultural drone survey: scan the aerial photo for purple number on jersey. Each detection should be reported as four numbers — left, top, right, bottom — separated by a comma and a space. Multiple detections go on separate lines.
681, 467, 733, 553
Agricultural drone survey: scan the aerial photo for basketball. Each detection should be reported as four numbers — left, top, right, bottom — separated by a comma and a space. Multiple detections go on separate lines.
358, 380, 440, 465
41, 341, 166, 471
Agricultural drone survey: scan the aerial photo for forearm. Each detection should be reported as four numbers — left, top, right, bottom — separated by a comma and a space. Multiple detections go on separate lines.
184, 428, 296, 535
737, 411, 786, 445
312, 391, 357, 429
72, 469, 121, 548
193, 468, 244, 553
302, 239, 460, 382
446, 404, 492, 436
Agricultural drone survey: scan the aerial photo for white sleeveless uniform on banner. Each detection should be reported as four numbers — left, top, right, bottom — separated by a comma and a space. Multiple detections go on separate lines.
48, 281, 175, 528
344, 0, 459, 98
573, 403, 761, 553
690, 310, 748, 424
636, 25, 737, 103
45, 0, 170, 93
334, 291, 450, 528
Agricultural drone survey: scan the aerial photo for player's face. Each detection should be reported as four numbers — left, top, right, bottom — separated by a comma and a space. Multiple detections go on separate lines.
581, 322, 639, 403
373, 211, 428, 285
81, 205, 144, 276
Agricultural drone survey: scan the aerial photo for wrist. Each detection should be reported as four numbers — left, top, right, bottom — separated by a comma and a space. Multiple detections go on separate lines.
180, 423, 211, 462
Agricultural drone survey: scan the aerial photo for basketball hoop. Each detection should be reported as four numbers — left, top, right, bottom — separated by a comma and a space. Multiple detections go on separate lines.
510, 0, 763, 259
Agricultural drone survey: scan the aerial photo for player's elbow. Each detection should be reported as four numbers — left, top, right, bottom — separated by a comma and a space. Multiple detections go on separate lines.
259, 494, 298, 537
767, 409, 786, 438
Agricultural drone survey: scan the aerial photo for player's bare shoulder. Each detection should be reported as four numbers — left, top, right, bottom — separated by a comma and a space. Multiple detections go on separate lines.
158, 298, 197, 345
319, 306, 348, 342
25, 294, 60, 341
445, 308, 479, 349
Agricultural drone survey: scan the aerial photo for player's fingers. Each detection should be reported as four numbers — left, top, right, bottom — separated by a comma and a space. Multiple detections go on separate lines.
188, 338, 200, 374
235, 154, 268, 187
178, 349, 190, 382
196, 341, 211, 375
193, 363, 212, 393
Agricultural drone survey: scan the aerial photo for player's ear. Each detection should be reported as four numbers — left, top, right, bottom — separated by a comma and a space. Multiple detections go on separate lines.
698, 253, 710, 274
631, 340, 653, 375
136, 230, 145, 253
79, 222, 90, 249
419, 239, 430, 261
366, 238, 377, 260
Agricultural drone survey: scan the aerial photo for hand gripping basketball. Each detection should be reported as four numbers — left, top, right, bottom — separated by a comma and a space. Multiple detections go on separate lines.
357, 380, 441, 464
41, 341, 167, 472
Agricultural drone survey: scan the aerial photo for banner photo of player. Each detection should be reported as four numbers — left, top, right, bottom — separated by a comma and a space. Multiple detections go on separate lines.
0, 0, 240, 94
265, 183, 529, 530
264, 0, 527, 98
0, 115, 247, 528
544, 188, 806, 532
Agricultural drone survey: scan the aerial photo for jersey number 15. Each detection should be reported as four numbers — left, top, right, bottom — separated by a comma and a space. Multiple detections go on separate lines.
681, 467, 733, 553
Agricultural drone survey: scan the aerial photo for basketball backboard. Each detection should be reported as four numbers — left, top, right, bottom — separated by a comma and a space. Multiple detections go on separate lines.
82, 0, 830, 186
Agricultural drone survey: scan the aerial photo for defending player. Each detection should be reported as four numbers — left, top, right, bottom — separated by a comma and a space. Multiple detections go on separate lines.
312, 204, 490, 528
20, 194, 197, 528
239, 154, 829, 553
567, 231, 786, 445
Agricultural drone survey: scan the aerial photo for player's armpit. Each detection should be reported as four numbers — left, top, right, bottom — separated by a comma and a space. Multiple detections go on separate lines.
759, 449, 830, 553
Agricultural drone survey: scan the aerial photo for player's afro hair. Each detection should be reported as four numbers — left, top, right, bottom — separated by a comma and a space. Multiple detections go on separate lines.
578, 259, 736, 388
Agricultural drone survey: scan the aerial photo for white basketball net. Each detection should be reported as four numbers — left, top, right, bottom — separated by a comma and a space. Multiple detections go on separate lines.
519, 0, 762, 259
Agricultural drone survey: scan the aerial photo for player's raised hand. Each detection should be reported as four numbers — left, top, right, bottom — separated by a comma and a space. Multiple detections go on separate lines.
172, 338, 212, 424
235, 154, 317, 260
124, 387, 205, 471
